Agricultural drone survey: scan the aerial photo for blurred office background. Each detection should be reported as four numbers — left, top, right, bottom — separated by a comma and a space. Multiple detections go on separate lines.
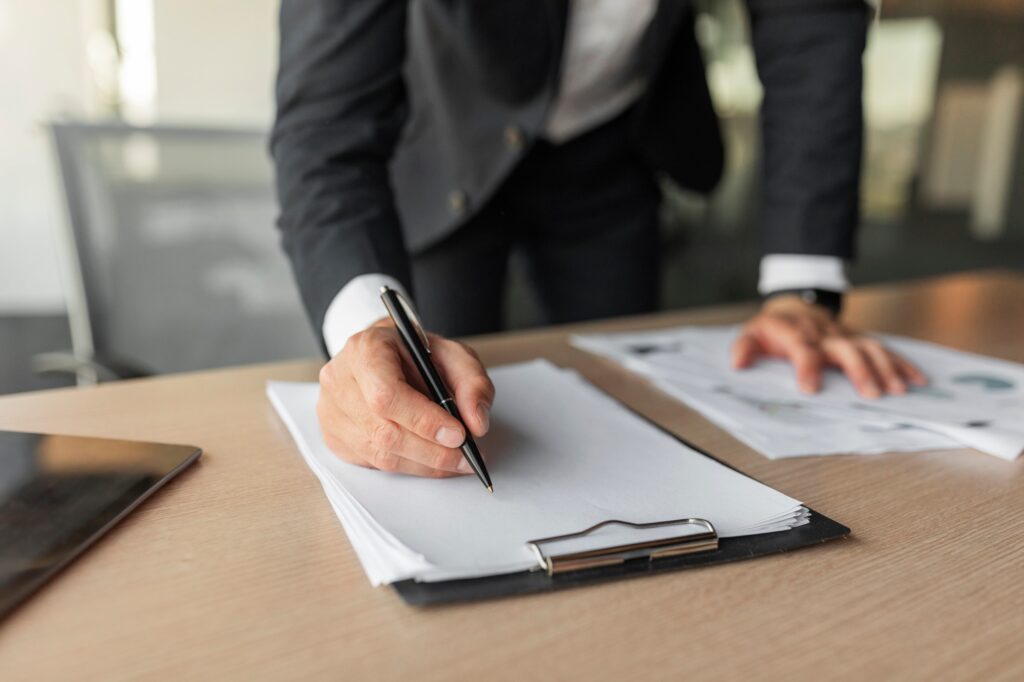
1, 0, 1022, 395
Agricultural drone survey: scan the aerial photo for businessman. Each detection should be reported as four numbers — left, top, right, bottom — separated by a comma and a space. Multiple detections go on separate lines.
272, 0, 924, 477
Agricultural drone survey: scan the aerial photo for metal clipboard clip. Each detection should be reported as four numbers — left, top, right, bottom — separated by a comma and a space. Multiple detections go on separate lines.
527, 518, 719, 576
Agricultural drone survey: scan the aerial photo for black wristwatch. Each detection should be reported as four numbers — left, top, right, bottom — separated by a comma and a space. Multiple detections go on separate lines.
764, 288, 844, 317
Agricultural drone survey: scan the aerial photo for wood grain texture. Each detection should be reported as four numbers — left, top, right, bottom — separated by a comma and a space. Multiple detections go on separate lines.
1, 270, 1022, 680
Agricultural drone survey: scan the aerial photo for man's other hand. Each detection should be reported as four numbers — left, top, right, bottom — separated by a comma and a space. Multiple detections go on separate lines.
731, 295, 927, 398
317, 319, 495, 476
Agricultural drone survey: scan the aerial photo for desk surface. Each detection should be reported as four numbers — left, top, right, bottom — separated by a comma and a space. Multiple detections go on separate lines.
1, 270, 1023, 680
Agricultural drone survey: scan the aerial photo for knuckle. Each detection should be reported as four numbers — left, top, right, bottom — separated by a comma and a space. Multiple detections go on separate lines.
788, 343, 809, 358
859, 336, 879, 348
432, 449, 462, 471
370, 448, 399, 472
318, 363, 334, 388
837, 339, 859, 354
848, 356, 869, 373
791, 323, 813, 338
876, 354, 897, 370
370, 420, 401, 451
347, 330, 370, 352
352, 328, 384, 355
410, 409, 442, 439
466, 375, 494, 399
796, 352, 818, 367
851, 362, 873, 378
366, 384, 398, 415
794, 338, 817, 352
804, 328, 824, 344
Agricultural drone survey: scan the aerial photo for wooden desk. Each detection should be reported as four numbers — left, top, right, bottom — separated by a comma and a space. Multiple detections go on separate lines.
1, 270, 1022, 680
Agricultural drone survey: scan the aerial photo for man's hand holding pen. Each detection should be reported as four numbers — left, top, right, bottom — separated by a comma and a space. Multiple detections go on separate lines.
317, 318, 494, 478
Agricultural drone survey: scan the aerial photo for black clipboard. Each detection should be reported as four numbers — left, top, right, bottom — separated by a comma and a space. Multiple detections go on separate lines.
391, 404, 850, 606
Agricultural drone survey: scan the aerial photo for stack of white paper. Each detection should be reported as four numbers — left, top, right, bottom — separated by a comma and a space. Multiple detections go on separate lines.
268, 360, 809, 586
572, 326, 1024, 461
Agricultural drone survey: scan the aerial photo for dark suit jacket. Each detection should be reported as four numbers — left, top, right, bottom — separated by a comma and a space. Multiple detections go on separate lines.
271, 0, 870, 338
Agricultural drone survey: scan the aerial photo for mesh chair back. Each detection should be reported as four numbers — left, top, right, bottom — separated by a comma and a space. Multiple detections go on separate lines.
50, 122, 319, 375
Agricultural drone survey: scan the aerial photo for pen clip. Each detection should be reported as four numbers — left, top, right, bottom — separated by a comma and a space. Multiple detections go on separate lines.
382, 287, 432, 354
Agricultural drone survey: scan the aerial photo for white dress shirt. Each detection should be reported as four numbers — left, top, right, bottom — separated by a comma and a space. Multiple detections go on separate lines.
320, 0, 847, 356
544, 0, 659, 142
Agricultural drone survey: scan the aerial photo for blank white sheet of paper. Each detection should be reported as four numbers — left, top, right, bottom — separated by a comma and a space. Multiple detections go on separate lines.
268, 360, 807, 586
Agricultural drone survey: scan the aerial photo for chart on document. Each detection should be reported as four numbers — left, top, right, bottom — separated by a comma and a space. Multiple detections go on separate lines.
572, 326, 1024, 461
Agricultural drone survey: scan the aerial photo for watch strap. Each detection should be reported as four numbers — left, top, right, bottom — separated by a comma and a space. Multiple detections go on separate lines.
764, 288, 844, 316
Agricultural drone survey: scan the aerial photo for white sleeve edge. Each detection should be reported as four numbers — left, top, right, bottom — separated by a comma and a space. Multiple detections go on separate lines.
322, 274, 411, 357
758, 255, 850, 296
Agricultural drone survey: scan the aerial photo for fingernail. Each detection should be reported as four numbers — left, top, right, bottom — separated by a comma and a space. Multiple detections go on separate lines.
456, 458, 473, 474
435, 426, 464, 448
890, 381, 906, 394
863, 384, 881, 399
477, 402, 491, 432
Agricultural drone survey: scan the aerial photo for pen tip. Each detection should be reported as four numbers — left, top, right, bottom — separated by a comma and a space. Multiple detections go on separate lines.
487, 485, 494, 494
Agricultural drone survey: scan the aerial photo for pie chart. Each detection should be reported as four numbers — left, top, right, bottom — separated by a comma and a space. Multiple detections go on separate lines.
951, 373, 1015, 391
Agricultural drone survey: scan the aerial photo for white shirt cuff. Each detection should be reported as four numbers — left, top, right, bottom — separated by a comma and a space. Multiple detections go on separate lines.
322, 273, 411, 357
757, 255, 849, 296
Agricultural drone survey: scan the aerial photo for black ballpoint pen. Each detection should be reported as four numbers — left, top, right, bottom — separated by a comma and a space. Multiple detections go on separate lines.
379, 286, 494, 492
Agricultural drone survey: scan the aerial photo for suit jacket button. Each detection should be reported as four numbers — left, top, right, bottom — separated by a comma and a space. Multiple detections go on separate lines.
504, 125, 524, 151
448, 190, 468, 214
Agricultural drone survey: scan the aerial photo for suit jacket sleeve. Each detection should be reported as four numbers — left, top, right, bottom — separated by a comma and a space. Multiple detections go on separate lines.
746, 0, 871, 259
271, 0, 411, 343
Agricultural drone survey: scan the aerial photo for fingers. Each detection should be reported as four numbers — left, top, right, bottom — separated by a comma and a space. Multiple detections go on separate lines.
319, 372, 469, 475
369, 453, 462, 478
350, 329, 466, 447
788, 342, 824, 394
858, 338, 929, 393
316, 326, 474, 478
730, 331, 762, 369
743, 317, 824, 393
736, 306, 929, 400
360, 414, 471, 474
822, 336, 929, 398
823, 337, 882, 399
859, 339, 905, 394
431, 338, 496, 438
767, 334, 825, 395
894, 355, 928, 386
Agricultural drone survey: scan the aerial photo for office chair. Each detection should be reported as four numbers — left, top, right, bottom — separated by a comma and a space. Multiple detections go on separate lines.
41, 121, 320, 384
